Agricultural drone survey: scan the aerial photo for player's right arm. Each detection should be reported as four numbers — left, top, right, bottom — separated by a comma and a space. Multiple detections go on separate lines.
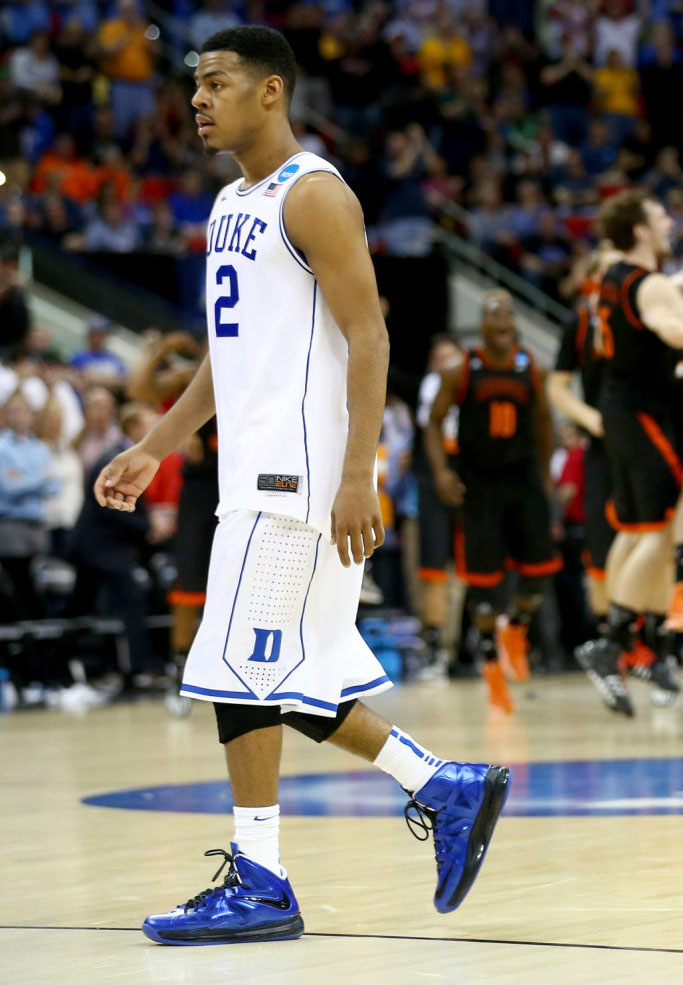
425, 366, 465, 505
637, 273, 683, 348
94, 353, 215, 511
547, 371, 604, 437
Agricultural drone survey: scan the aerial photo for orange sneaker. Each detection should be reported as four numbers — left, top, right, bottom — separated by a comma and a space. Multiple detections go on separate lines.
482, 661, 515, 714
666, 582, 683, 632
497, 622, 530, 682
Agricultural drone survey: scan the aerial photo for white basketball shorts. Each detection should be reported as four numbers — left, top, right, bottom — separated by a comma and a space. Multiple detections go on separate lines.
180, 510, 393, 716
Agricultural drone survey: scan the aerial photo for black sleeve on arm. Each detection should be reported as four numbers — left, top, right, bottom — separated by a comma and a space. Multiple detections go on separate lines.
554, 313, 580, 373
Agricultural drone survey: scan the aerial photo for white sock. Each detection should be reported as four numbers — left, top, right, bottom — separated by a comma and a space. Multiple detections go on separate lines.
233, 804, 282, 875
373, 727, 444, 795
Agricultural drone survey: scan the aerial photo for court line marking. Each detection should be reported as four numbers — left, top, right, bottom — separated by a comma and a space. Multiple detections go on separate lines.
0, 926, 681, 954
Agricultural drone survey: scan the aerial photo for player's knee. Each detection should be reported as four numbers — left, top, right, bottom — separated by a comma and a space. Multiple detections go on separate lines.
213, 703, 282, 745
282, 699, 357, 743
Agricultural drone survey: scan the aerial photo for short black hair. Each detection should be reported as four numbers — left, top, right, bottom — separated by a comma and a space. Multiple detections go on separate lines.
200, 26, 296, 105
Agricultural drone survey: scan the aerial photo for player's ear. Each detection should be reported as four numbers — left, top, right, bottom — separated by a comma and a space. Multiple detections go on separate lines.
262, 74, 285, 108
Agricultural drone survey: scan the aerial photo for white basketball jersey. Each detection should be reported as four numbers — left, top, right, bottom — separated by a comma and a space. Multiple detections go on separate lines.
204, 151, 349, 537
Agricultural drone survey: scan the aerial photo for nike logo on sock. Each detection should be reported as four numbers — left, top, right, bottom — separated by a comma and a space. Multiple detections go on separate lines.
253, 815, 275, 821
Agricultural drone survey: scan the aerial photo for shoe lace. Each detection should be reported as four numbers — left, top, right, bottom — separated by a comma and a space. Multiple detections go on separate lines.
183, 849, 242, 912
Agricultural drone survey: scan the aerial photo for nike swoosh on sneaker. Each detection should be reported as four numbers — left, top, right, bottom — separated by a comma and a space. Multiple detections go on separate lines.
240, 892, 292, 910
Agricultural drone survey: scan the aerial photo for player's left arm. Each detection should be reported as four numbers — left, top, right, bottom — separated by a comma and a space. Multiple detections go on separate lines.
532, 362, 554, 493
285, 173, 390, 567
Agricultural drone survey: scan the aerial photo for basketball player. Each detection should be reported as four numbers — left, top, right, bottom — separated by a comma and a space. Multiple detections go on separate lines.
426, 290, 561, 713
549, 246, 680, 699
575, 189, 683, 716
414, 334, 464, 675
94, 27, 511, 945
547, 246, 616, 629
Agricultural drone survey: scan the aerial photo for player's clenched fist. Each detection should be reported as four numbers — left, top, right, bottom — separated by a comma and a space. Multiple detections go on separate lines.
94, 445, 161, 512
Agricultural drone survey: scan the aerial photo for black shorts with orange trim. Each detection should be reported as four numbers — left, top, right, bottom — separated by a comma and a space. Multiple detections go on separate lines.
455, 462, 561, 587
583, 437, 615, 576
173, 472, 218, 600
602, 406, 682, 532
416, 470, 459, 578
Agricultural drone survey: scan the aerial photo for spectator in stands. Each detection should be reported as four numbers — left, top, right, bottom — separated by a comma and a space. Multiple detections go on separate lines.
66, 404, 153, 693
0, 1, 50, 49
32, 190, 83, 247
581, 117, 618, 177
418, 8, 472, 91
74, 386, 124, 474
31, 133, 98, 204
82, 195, 141, 253
71, 318, 128, 391
54, 16, 96, 149
645, 145, 683, 199
468, 178, 512, 259
34, 396, 84, 557
120, 402, 183, 547
0, 253, 31, 361
168, 170, 214, 235
593, 48, 640, 145
520, 209, 572, 299
9, 32, 62, 106
538, 32, 594, 145
143, 199, 184, 255
593, 0, 642, 67
96, 0, 159, 139
0, 76, 26, 189
0, 389, 59, 619
542, 0, 598, 61
378, 124, 442, 257
640, 20, 683, 151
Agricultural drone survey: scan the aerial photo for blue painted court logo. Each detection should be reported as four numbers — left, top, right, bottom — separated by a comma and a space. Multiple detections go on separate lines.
277, 163, 300, 182
82, 758, 683, 818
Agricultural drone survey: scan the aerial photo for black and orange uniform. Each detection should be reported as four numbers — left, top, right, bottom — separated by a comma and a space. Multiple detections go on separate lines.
554, 302, 614, 578
169, 418, 219, 607
598, 261, 682, 531
415, 372, 460, 583
454, 346, 561, 586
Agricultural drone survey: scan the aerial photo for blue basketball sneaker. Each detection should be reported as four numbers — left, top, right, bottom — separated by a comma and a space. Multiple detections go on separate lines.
405, 763, 511, 913
142, 846, 304, 945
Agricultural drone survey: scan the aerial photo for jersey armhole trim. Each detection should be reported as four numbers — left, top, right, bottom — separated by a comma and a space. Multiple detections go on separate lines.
279, 169, 345, 275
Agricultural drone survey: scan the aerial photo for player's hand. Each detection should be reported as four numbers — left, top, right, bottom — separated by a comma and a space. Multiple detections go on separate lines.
434, 467, 465, 506
93, 444, 160, 512
331, 477, 385, 568
584, 407, 604, 438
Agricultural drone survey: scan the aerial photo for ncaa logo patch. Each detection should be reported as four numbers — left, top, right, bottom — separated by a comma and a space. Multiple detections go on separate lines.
277, 163, 300, 183
514, 351, 530, 371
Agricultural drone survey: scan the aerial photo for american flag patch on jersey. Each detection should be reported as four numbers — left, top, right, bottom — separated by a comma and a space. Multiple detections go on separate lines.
264, 182, 281, 197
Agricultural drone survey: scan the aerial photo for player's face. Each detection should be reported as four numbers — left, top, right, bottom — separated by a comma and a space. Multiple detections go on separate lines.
481, 295, 516, 353
191, 51, 264, 155
642, 200, 674, 258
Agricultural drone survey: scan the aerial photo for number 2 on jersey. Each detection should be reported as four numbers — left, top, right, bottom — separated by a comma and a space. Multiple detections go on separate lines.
214, 264, 239, 337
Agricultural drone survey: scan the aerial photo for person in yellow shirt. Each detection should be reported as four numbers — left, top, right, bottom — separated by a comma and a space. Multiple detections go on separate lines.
418, 11, 472, 91
593, 48, 640, 146
96, 0, 158, 138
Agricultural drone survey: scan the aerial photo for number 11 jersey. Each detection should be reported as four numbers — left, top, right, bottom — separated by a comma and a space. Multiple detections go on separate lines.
204, 151, 348, 536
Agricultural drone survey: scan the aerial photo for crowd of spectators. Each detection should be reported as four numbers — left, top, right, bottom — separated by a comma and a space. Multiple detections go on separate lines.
3, 2, 683, 301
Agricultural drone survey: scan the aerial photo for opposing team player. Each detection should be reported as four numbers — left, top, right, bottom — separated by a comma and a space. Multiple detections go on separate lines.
575, 190, 683, 715
95, 27, 510, 945
547, 245, 618, 635
426, 290, 561, 713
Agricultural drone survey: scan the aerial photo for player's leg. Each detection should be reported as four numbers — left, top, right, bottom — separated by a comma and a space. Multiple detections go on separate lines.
164, 598, 202, 716
143, 707, 304, 946
666, 492, 683, 630
501, 467, 561, 681
583, 436, 616, 638
455, 469, 513, 710
416, 470, 454, 676
325, 700, 511, 912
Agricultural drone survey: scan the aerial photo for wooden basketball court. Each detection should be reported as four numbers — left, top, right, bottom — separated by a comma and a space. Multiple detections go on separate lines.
2, 674, 682, 984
